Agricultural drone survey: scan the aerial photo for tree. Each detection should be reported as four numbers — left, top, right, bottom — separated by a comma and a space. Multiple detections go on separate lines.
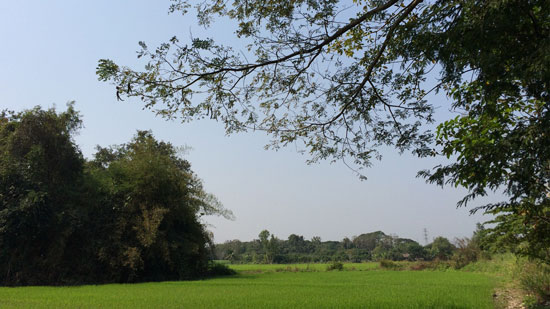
0, 104, 89, 285
403, 242, 427, 261
287, 234, 308, 253
353, 231, 387, 251
429, 236, 455, 260
267, 234, 280, 263
256, 230, 281, 263
97, 0, 550, 260
88, 130, 234, 281
422, 98, 550, 262
258, 229, 270, 263
341, 237, 354, 250
0, 105, 233, 285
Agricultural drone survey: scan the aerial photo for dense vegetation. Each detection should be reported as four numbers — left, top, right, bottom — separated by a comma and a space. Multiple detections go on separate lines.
215, 230, 459, 264
0, 105, 232, 285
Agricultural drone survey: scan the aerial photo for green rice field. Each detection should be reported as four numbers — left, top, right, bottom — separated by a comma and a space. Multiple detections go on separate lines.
0, 264, 496, 308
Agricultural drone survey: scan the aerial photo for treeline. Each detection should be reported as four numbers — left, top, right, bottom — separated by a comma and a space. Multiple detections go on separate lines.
215, 230, 467, 264
0, 105, 232, 285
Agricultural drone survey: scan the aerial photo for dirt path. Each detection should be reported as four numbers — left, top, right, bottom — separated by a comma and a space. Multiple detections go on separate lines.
494, 286, 525, 309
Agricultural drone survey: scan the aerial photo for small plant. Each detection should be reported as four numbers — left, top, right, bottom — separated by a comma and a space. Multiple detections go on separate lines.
327, 261, 344, 271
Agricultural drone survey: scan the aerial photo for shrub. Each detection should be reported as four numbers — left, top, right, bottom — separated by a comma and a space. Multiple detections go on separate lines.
451, 237, 481, 269
520, 263, 550, 306
327, 261, 344, 271
379, 260, 402, 270
207, 262, 236, 277
408, 260, 452, 271
409, 262, 429, 271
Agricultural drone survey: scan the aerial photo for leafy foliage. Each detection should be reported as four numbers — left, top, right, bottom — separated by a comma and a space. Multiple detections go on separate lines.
0, 104, 88, 285
415, 0, 550, 263
0, 105, 231, 285
97, 0, 439, 174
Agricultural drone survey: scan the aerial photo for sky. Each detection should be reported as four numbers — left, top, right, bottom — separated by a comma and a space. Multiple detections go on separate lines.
0, 0, 503, 244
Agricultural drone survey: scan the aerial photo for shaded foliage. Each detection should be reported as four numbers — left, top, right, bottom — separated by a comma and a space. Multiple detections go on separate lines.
0, 104, 87, 285
0, 105, 231, 285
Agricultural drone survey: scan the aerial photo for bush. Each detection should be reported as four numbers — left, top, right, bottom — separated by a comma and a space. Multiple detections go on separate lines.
327, 261, 344, 271
520, 263, 550, 306
207, 262, 236, 277
379, 260, 403, 270
451, 237, 482, 269
408, 260, 452, 271
409, 262, 430, 271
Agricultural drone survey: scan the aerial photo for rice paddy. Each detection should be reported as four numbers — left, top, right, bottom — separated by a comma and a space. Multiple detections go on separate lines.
0, 264, 496, 308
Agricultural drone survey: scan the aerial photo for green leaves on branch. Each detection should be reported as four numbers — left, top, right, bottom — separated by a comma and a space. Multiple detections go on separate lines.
98, 0, 550, 261
97, 0, 437, 174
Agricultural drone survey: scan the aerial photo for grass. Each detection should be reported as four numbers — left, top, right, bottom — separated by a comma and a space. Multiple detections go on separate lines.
460, 253, 518, 278
0, 267, 496, 308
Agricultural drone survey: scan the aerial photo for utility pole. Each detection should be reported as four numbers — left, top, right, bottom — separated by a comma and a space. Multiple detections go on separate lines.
423, 228, 429, 245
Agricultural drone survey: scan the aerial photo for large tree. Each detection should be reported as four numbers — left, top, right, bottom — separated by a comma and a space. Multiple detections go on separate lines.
97, 0, 550, 261
88, 130, 234, 281
0, 104, 92, 284
0, 105, 233, 285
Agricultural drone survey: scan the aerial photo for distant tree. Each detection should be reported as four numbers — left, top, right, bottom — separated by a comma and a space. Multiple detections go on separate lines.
311, 236, 322, 243
267, 234, 280, 263
350, 248, 371, 263
216, 240, 243, 261
429, 237, 455, 260
403, 242, 427, 261
311, 236, 322, 252
341, 237, 354, 250
258, 230, 271, 263
255, 230, 282, 263
353, 231, 386, 251
287, 234, 307, 253
371, 245, 390, 261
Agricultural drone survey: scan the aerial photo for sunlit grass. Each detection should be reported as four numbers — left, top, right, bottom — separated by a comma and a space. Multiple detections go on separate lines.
0, 268, 495, 308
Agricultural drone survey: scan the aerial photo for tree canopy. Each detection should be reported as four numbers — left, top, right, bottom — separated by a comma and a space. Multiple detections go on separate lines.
97, 0, 550, 262
0, 105, 232, 285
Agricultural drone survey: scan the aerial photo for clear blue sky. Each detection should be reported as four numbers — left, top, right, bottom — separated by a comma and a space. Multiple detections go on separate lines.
0, 0, 503, 244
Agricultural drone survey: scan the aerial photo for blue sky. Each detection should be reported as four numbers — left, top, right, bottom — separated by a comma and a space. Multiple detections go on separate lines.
0, 0, 502, 244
